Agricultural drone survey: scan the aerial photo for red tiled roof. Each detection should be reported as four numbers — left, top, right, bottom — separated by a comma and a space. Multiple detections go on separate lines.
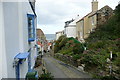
48, 43, 51, 46
37, 41, 43, 47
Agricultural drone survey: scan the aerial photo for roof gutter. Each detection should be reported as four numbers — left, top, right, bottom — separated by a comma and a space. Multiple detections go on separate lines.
29, 1, 37, 17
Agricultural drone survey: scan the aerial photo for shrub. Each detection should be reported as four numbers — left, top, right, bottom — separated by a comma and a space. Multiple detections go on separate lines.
39, 72, 54, 80
73, 54, 82, 60
101, 76, 118, 80
54, 35, 67, 53
73, 43, 84, 54
115, 4, 120, 22
59, 37, 68, 49
54, 44, 60, 53
113, 52, 120, 66
59, 47, 73, 55
82, 4, 120, 78
88, 40, 107, 50
81, 54, 98, 66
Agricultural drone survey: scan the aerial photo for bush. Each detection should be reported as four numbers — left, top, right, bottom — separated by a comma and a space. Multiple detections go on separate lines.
101, 76, 118, 80
54, 35, 67, 53
54, 44, 60, 53
73, 43, 84, 54
39, 73, 54, 80
59, 37, 68, 49
73, 54, 82, 60
81, 53, 108, 71
82, 4, 120, 78
113, 52, 120, 66
115, 4, 120, 22
34, 56, 42, 68
88, 40, 108, 50
59, 47, 73, 55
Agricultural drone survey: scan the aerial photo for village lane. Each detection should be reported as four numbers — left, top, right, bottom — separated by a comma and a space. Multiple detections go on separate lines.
43, 56, 68, 78
42, 54, 91, 78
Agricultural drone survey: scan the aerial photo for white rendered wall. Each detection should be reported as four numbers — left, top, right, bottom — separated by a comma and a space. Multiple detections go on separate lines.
17, 2, 37, 78
3, 2, 20, 78
29, 41, 36, 70
18, 2, 28, 78
56, 34, 58, 40
0, 2, 8, 79
65, 26, 76, 38
18, 2, 36, 78
0, 3, 3, 79
22, 2, 37, 71
56, 32, 63, 40
2, 2, 36, 78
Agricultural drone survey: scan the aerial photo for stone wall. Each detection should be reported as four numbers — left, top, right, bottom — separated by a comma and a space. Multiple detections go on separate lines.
54, 53, 79, 67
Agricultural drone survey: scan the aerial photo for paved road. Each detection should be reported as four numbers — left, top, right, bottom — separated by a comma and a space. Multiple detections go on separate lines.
43, 55, 91, 78
43, 56, 68, 78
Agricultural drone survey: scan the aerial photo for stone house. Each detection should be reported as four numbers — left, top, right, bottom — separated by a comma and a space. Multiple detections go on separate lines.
76, 0, 113, 42
37, 29, 48, 52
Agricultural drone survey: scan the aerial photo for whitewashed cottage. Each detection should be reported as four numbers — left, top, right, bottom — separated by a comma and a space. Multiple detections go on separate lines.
55, 30, 64, 40
0, 0, 37, 79
64, 16, 80, 38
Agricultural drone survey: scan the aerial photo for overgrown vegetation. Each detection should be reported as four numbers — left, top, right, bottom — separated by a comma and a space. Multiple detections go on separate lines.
54, 4, 120, 79
54, 35, 84, 60
34, 55, 42, 68
39, 72, 54, 80
83, 4, 120, 79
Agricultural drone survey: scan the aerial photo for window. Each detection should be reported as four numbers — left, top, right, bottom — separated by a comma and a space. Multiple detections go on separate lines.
27, 14, 35, 42
92, 16, 94, 25
80, 32, 83, 39
78, 31, 80, 37
80, 20, 84, 30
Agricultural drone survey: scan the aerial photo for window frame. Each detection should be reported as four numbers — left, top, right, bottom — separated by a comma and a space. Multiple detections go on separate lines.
27, 14, 35, 42
92, 16, 95, 25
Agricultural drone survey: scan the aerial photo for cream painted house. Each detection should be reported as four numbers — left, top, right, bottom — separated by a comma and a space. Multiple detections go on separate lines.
76, 19, 84, 41
56, 30, 64, 40
76, 0, 113, 41
76, 12, 94, 41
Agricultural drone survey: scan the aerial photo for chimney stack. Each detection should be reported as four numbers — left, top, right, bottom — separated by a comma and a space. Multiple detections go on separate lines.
91, 0, 98, 12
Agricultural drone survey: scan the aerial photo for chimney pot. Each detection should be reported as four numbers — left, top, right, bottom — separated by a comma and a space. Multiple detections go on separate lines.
92, 0, 98, 12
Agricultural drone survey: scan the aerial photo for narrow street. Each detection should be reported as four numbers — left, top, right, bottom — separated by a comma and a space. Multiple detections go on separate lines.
43, 54, 91, 78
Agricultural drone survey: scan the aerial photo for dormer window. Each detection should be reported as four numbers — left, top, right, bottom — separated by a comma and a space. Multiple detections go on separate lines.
27, 14, 35, 42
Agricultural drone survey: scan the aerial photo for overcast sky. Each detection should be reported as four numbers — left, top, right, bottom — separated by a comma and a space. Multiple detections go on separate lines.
36, 0, 120, 34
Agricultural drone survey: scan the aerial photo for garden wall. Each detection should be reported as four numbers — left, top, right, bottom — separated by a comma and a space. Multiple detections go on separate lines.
54, 53, 81, 67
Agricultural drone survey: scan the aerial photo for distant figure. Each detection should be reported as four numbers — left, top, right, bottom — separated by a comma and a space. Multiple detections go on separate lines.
41, 47, 44, 58
44, 50, 46, 53
47, 50, 49, 52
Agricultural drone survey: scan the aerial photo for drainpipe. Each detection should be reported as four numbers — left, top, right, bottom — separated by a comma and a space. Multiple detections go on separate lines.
28, 48, 31, 72
15, 62, 20, 80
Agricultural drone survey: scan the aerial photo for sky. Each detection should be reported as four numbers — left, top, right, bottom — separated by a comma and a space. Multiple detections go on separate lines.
36, 0, 120, 34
